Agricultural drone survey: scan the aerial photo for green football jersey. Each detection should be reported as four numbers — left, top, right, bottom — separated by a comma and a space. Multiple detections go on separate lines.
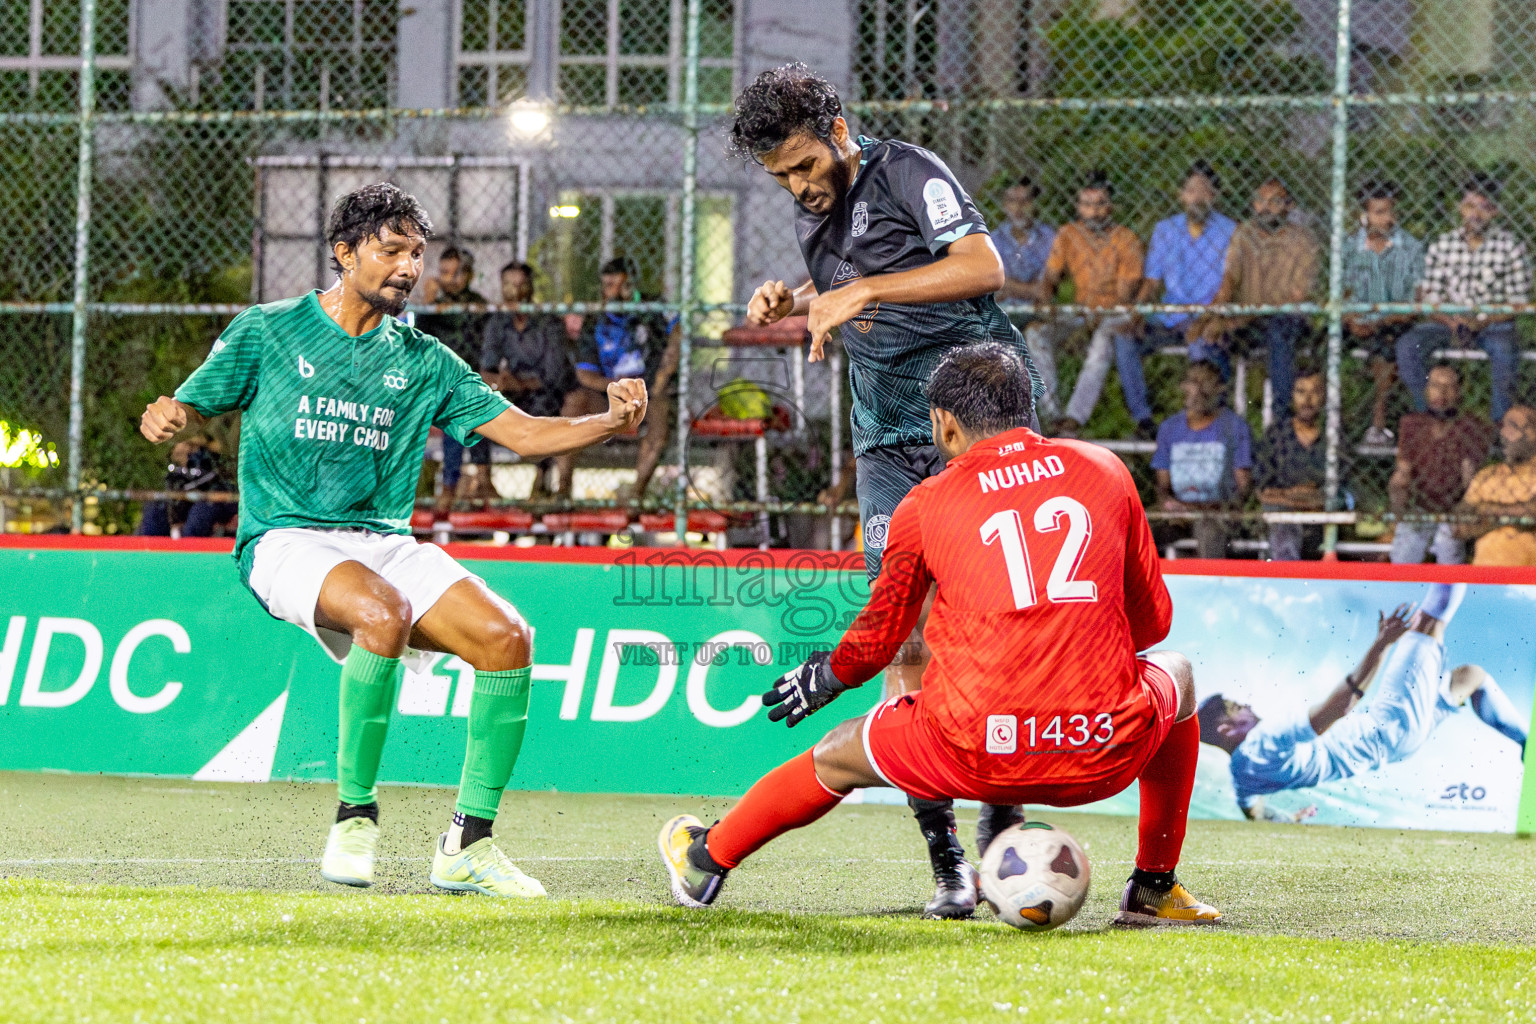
174, 291, 510, 582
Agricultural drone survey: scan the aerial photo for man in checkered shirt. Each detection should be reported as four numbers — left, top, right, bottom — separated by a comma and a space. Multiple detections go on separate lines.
1397, 173, 1532, 422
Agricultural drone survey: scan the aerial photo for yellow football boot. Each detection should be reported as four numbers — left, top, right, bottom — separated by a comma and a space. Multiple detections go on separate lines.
1113, 877, 1222, 927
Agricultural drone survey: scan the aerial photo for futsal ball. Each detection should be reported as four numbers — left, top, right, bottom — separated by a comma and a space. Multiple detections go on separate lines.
978, 822, 1090, 931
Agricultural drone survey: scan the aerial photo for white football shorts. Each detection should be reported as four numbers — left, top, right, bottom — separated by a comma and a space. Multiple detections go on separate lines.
246, 527, 479, 663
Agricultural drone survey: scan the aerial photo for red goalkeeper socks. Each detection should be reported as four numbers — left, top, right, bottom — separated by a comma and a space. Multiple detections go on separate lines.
706, 750, 845, 869
1135, 715, 1199, 873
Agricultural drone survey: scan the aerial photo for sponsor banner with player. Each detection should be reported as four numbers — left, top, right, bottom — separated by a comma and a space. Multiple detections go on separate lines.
1069, 569, 1536, 835
0, 542, 1532, 833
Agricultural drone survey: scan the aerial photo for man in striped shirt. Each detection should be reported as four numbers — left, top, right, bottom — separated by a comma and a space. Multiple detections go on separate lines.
1342, 180, 1423, 445
1397, 173, 1531, 422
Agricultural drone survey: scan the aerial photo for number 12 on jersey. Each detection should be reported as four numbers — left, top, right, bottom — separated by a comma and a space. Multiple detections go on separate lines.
979, 496, 1098, 609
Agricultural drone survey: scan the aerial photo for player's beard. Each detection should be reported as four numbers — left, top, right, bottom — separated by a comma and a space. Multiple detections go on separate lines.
797, 145, 856, 216
359, 277, 414, 317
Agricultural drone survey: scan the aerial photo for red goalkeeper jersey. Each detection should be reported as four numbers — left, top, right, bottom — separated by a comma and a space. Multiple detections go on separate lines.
829, 426, 1172, 785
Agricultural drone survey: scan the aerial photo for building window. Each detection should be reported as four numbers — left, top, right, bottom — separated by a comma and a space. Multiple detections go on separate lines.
539, 188, 732, 318
208, 0, 397, 111
0, 0, 133, 112
556, 0, 736, 108
456, 0, 530, 107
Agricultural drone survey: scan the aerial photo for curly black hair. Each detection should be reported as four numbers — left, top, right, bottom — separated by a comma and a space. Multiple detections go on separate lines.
727, 63, 843, 162
925, 341, 1035, 437
325, 182, 433, 274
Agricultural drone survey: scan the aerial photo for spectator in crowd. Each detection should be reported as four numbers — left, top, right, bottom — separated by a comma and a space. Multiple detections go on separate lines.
482, 261, 573, 418
417, 246, 497, 509
137, 438, 237, 537
479, 261, 574, 500
558, 257, 681, 503
1255, 365, 1341, 561
1388, 362, 1496, 564
1153, 360, 1254, 559
1342, 179, 1424, 445
418, 245, 489, 360
1398, 173, 1531, 423
1456, 405, 1536, 566
990, 176, 1056, 302
1129, 160, 1237, 439
1191, 178, 1319, 419
1025, 171, 1143, 436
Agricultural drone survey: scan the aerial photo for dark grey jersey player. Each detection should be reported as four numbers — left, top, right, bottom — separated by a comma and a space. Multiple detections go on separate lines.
730, 63, 1044, 920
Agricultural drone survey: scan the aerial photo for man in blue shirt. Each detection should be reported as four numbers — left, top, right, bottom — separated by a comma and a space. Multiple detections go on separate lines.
1198, 585, 1527, 822
1153, 360, 1253, 558
990, 176, 1056, 302
559, 257, 681, 503
1129, 162, 1236, 439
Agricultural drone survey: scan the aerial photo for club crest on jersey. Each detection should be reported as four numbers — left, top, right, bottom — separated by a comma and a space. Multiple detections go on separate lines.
831, 260, 862, 285
382, 367, 409, 390
864, 514, 890, 551
851, 201, 869, 237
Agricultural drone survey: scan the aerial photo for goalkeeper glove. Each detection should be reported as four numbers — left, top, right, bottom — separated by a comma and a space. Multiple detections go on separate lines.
762, 651, 847, 728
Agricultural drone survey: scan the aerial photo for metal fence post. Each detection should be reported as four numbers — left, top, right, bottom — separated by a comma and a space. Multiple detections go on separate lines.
673, 0, 701, 543
67, 0, 98, 533
1321, 0, 1354, 556
1320, 0, 1357, 555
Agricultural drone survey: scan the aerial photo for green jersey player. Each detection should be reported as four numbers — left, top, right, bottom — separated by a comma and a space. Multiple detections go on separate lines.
140, 183, 647, 897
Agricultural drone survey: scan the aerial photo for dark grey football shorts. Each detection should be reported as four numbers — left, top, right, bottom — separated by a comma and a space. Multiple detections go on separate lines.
855, 443, 948, 582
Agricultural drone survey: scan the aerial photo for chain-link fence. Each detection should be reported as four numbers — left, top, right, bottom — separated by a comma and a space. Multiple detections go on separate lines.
833, 0, 1536, 562
4, 0, 1536, 561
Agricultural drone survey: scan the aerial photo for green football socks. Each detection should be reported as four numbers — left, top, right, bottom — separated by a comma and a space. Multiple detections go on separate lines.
455, 666, 532, 820
336, 646, 404, 806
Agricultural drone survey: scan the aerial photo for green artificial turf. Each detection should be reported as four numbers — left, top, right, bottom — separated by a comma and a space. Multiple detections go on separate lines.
2, 772, 1535, 1023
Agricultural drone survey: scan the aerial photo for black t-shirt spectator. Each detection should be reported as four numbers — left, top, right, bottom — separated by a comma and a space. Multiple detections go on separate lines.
481, 312, 574, 418
1255, 422, 1347, 505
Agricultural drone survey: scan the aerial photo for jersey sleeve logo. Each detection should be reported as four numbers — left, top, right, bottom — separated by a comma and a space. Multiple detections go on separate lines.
851, 201, 869, 237
382, 367, 409, 389
923, 178, 962, 231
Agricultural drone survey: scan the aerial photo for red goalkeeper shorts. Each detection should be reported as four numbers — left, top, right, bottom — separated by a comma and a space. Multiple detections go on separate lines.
860, 657, 1179, 806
